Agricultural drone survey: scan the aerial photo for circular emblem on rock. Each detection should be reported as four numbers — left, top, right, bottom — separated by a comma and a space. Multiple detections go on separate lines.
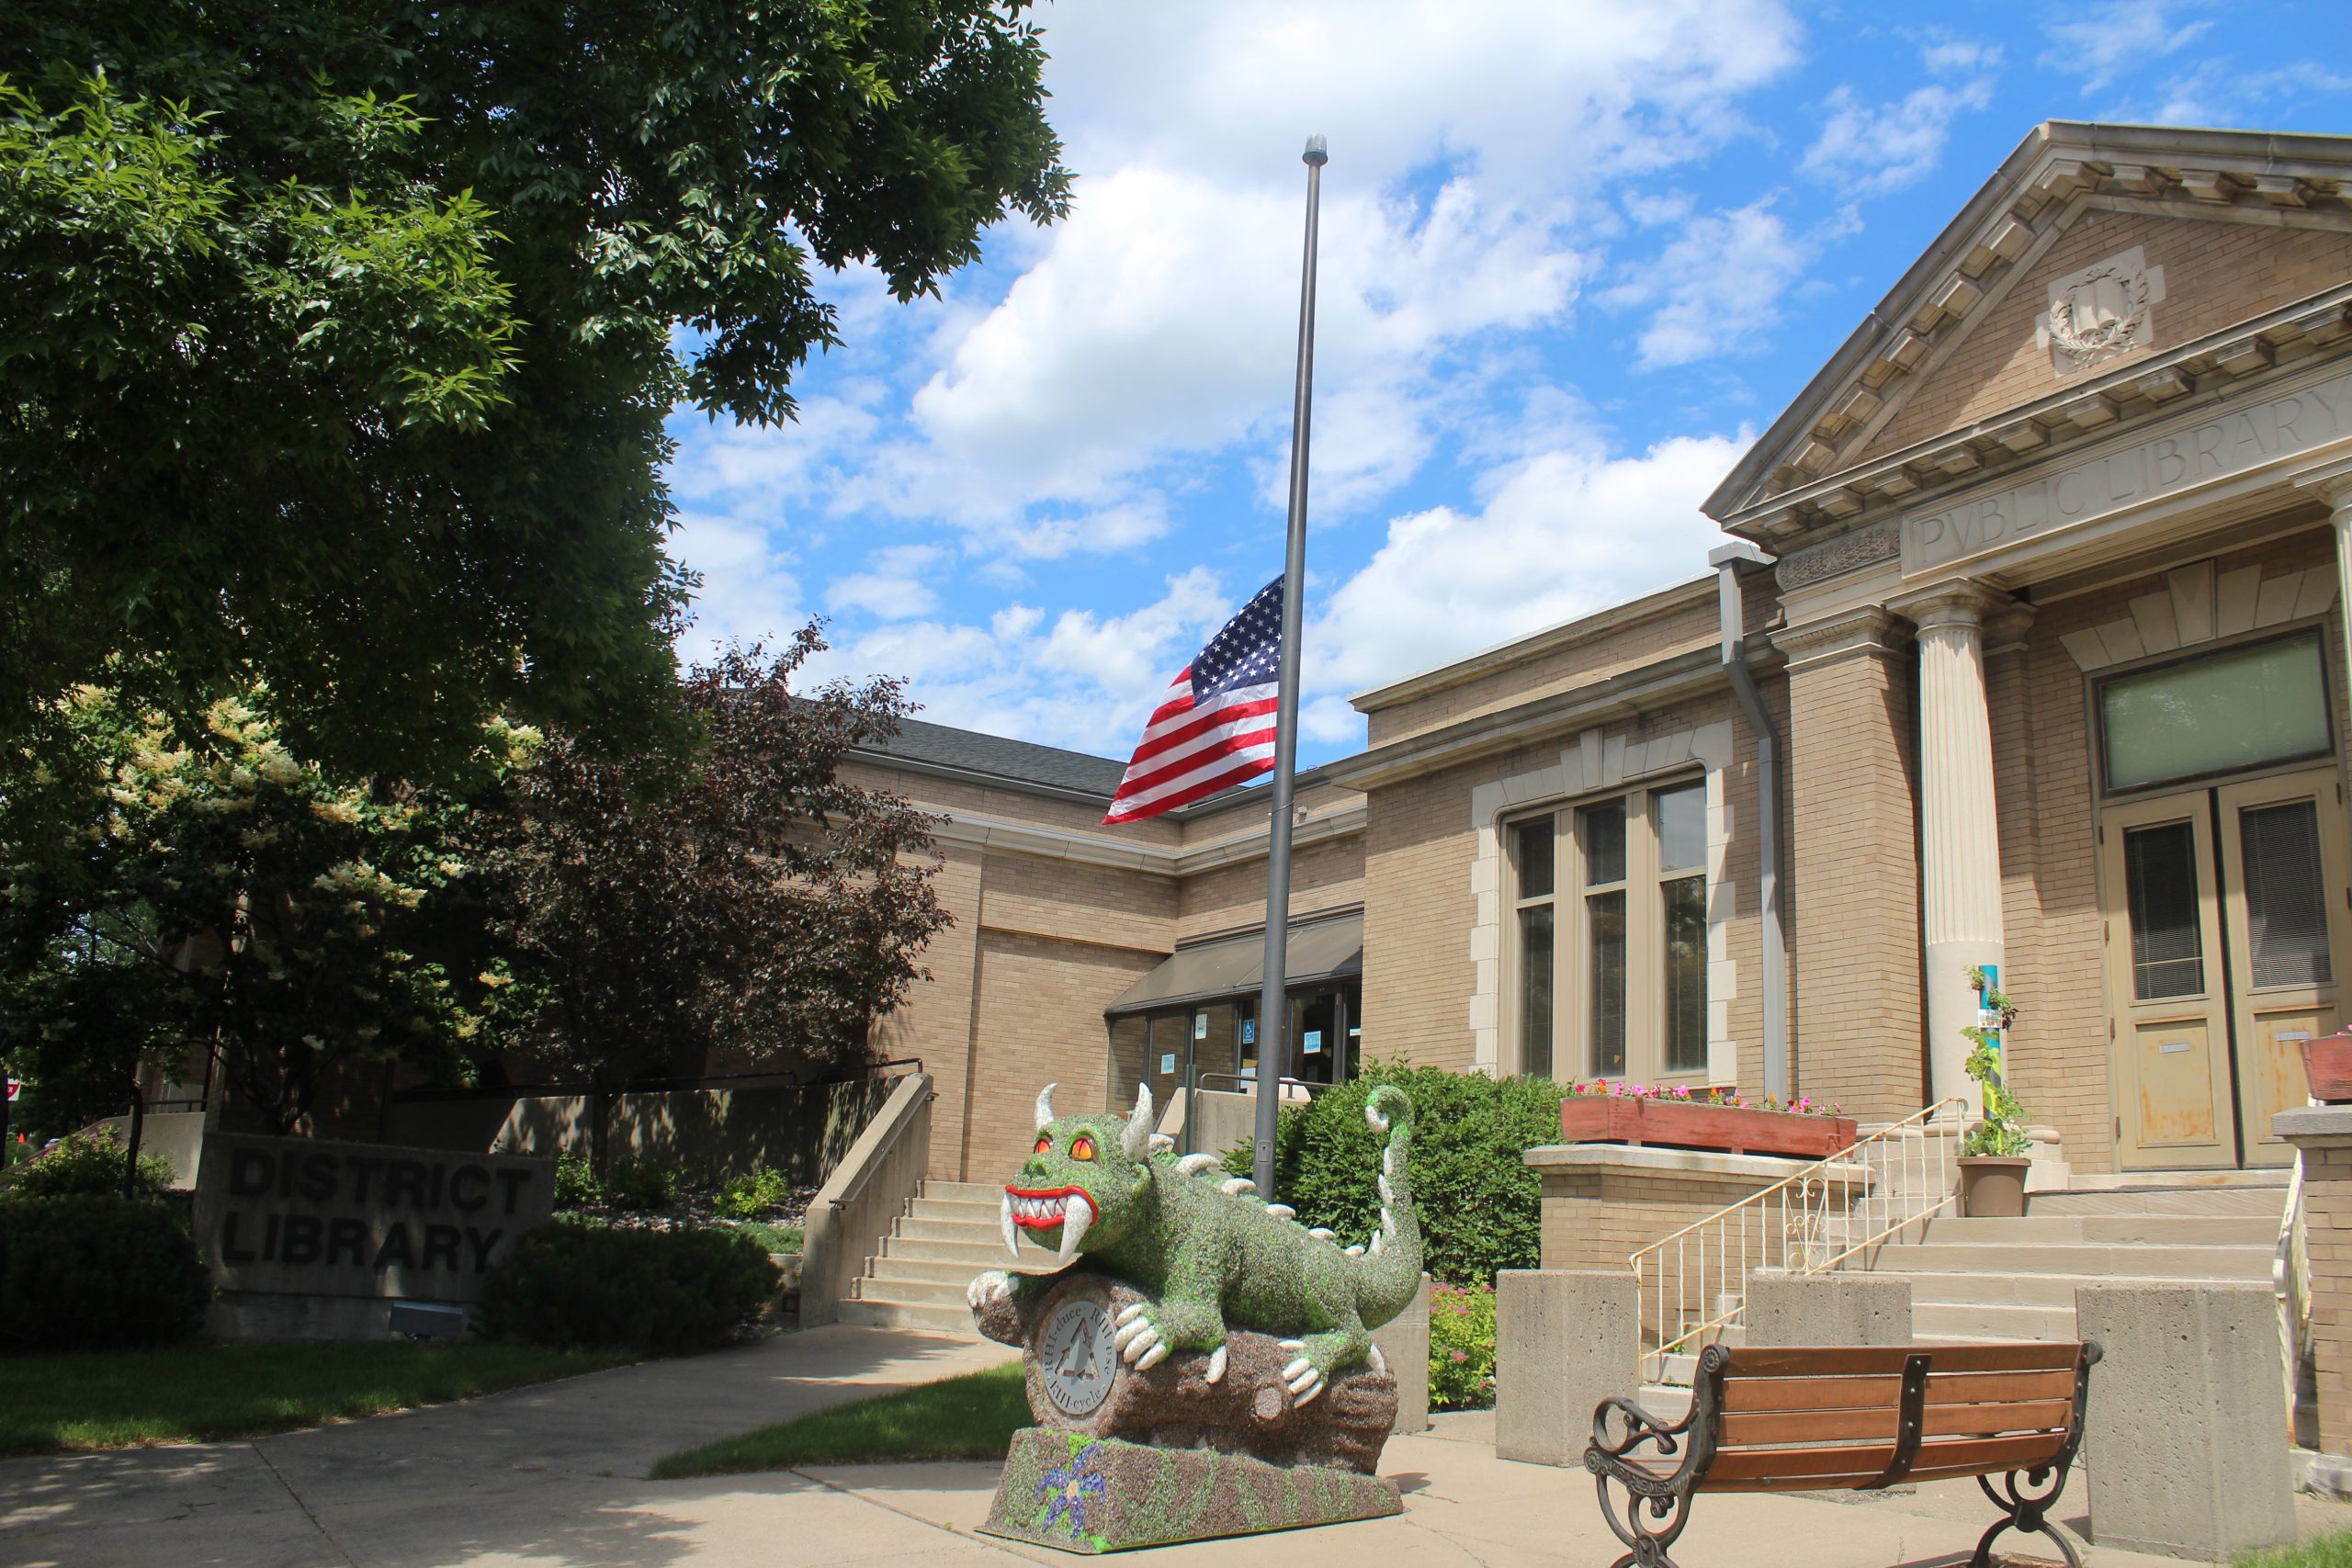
1038, 1292, 1117, 1417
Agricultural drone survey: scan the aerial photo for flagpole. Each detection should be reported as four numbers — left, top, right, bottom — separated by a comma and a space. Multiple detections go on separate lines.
1253, 135, 1327, 1200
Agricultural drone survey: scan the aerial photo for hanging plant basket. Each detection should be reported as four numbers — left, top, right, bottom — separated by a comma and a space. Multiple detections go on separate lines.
1557, 1097, 1857, 1159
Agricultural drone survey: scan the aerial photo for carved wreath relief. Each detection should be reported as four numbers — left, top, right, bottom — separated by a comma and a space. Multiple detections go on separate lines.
2039, 246, 2165, 374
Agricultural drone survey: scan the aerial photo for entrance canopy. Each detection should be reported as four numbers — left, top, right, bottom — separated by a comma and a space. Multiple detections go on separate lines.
1107, 913, 1362, 1018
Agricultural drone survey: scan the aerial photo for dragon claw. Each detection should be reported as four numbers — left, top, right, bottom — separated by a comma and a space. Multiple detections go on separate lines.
1120, 1326, 1161, 1365
965, 1270, 1012, 1310
1136, 1341, 1171, 1371
1277, 1338, 1305, 1350
1115, 1303, 1148, 1326
1204, 1345, 1228, 1384
1367, 1342, 1388, 1374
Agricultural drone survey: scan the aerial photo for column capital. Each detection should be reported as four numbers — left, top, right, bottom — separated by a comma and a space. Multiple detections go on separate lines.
1894, 580, 2016, 635
2293, 450, 2352, 511
1772, 606, 1909, 669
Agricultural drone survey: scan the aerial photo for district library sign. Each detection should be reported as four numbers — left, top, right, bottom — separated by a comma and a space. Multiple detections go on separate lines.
192, 1133, 555, 1336
1903, 366, 2352, 575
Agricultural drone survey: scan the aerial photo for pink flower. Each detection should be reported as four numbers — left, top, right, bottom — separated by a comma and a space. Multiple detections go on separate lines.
1450, 1349, 1470, 1363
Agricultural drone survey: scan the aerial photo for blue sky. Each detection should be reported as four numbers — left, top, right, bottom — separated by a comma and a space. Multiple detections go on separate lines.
663, 0, 2352, 772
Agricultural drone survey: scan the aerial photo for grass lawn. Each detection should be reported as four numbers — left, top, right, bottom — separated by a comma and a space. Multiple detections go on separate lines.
0, 1341, 634, 1457
2240, 1533, 2352, 1567
651, 1359, 1027, 1479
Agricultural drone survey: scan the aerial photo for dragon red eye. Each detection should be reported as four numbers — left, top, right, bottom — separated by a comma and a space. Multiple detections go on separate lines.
1070, 1135, 1097, 1162
1034, 1134, 1052, 1155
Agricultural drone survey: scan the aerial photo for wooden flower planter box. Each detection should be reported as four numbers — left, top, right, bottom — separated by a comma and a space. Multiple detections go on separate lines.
1557, 1097, 1858, 1159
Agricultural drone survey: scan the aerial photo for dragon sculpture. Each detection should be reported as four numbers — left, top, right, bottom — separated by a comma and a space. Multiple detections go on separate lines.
967, 1080, 1422, 1406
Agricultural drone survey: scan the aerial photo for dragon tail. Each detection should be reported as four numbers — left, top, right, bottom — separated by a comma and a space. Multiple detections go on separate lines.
1357, 1084, 1423, 1326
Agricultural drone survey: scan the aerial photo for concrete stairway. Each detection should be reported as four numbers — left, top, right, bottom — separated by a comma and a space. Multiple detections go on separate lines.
1871, 1179, 2286, 1343
838, 1179, 1035, 1333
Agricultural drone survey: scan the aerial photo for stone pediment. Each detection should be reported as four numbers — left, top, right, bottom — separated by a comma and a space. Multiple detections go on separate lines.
1708, 123, 2352, 547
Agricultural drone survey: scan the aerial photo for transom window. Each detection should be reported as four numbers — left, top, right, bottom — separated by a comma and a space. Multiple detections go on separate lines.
1510, 779, 1709, 1084
2099, 631, 2331, 794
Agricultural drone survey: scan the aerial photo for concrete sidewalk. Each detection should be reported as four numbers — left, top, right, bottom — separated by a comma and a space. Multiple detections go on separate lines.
6, 1332, 2348, 1568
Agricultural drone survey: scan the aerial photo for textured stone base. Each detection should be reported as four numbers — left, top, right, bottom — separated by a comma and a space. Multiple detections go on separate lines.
978, 1428, 1400, 1554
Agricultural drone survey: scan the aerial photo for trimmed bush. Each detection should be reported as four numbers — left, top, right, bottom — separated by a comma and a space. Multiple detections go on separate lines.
1428, 1281, 1497, 1411
2, 1127, 176, 1200
552, 1154, 606, 1210
604, 1155, 678, 1211
0, 1195, 210, 1350
478, 1220, 776, 1355
1226, 1060, 1566, 1287
713, 1166, 791, 1220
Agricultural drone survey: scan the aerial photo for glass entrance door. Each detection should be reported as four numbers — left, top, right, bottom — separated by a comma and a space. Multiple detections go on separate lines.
2101, 768, 2350, 1169
2101, 793, 2234, 1169
2218, 769, 2348, 1167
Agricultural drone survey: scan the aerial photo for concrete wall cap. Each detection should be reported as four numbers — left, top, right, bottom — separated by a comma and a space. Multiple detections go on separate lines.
2273, 1103, 2352, 1143
1522, 1142, 1871, 1184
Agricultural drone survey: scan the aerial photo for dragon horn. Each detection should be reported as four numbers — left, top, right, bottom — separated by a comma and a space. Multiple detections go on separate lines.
1035, 1082, 1057, 1131
1122, 1082, 1154, 1160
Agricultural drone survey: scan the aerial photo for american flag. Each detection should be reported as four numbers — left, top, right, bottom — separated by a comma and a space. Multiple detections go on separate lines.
1102, 578, 1285, 825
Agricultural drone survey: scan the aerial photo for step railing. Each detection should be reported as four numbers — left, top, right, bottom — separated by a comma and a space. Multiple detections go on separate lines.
1629, 1097, 1967, 1382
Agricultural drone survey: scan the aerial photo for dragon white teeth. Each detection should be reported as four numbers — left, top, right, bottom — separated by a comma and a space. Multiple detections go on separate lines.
1056, 1190, 1094, 1267
1220, 1179, 1255, 1196
1265, 1203, 1295, 1221
1377, 1174, 1394, 1204
999, 1191, 1020, 1258
1369, 1233, 1385, 1257
1380, 1206, 1396, 1235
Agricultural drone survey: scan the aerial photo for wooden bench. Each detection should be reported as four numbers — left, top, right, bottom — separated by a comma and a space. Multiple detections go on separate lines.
1582, 1340, 2101, 1568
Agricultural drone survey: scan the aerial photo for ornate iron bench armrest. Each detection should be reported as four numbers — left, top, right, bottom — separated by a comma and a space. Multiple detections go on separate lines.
1584, 1394, 1698, 1480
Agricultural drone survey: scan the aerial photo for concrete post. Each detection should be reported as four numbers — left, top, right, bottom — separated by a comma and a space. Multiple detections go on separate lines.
2075, 1281, 2295, 1561
1745, 1269, 1911, 1346
1904, 583, 2010, 1115
1494, 1269, 1637, 1468
1372, 1274, 1431, 1435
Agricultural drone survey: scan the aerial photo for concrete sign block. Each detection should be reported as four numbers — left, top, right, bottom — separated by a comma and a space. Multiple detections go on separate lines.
2075, 1281, 2294, 1561
191, 1132, 555, 1340
1495, 1269, 1636, 1467
1747, 1269, 1911, 1346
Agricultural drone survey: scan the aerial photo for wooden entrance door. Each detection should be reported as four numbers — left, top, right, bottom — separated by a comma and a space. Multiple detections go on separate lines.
2217, 769, 2349, 1168
2102, 791, 2236, 1169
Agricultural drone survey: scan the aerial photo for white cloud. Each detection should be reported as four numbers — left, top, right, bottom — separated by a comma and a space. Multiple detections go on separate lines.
669, 507, 806, 656
1312, 431, 1750, 696
2041, 1, 2211, 92
1802, 70, 1996, 197
825, 572, 939, 621
1604, 202, 1814, 370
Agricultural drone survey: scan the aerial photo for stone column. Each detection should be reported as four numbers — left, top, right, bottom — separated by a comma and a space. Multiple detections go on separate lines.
1904, 584, 2010, 1112
2278, 1105, 2352, 1459
2301, 460, 2352, 717
1777, 609, 1921, 1120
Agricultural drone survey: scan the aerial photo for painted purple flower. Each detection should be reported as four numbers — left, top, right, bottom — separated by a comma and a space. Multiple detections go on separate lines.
1036, 1442, 1108, 1536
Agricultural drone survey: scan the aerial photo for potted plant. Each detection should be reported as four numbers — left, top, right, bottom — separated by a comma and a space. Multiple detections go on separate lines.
1956, 966, 2032, 1218
1557, 1083, 1856, 1159
2301, 1027, 2352, 1103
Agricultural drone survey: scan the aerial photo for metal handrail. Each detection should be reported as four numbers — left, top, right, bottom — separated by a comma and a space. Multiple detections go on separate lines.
1628, 1097, 1967, 1382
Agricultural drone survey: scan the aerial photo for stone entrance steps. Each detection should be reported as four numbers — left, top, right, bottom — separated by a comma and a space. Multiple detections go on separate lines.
838, 1179, 1056, 1333
1872, 1179, 2285, 1344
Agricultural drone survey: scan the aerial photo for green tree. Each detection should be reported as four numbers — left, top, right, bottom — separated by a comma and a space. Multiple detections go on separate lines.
0, 682, 526, 1136
476, 627, 950, 1166
1, 3, 1069, 789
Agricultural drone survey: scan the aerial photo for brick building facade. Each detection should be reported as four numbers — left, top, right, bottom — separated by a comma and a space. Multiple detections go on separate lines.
871, 121, 2352, 1187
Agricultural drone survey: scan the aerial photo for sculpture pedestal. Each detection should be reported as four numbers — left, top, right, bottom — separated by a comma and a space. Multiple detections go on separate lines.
981, 1429, 1400, 1553
973, 1269, 1403, 1552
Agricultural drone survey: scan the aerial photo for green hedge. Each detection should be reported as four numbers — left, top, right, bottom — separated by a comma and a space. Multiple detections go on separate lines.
0, 1195, 211, 1351
477, 1220, 776, 1355
1, 1128, 176, 1200
1226, 1061, 1567, 1287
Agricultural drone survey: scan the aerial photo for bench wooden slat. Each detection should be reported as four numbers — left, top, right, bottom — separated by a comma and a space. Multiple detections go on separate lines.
1716, 1367, 2076, 1415
1702, 1430, 2066, 1488
1715, 1397, 2074, 1449
1920, 1398, 2075, 1438
1723, 1343, 2081, 1378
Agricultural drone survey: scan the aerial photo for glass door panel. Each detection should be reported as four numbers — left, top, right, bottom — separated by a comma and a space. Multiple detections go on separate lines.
2219, 770, 2349, 1168
2101, 792, 2234, 1170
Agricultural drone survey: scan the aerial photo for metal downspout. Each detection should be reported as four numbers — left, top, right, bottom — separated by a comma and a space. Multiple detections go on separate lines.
1708, 542, 1788, 1101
